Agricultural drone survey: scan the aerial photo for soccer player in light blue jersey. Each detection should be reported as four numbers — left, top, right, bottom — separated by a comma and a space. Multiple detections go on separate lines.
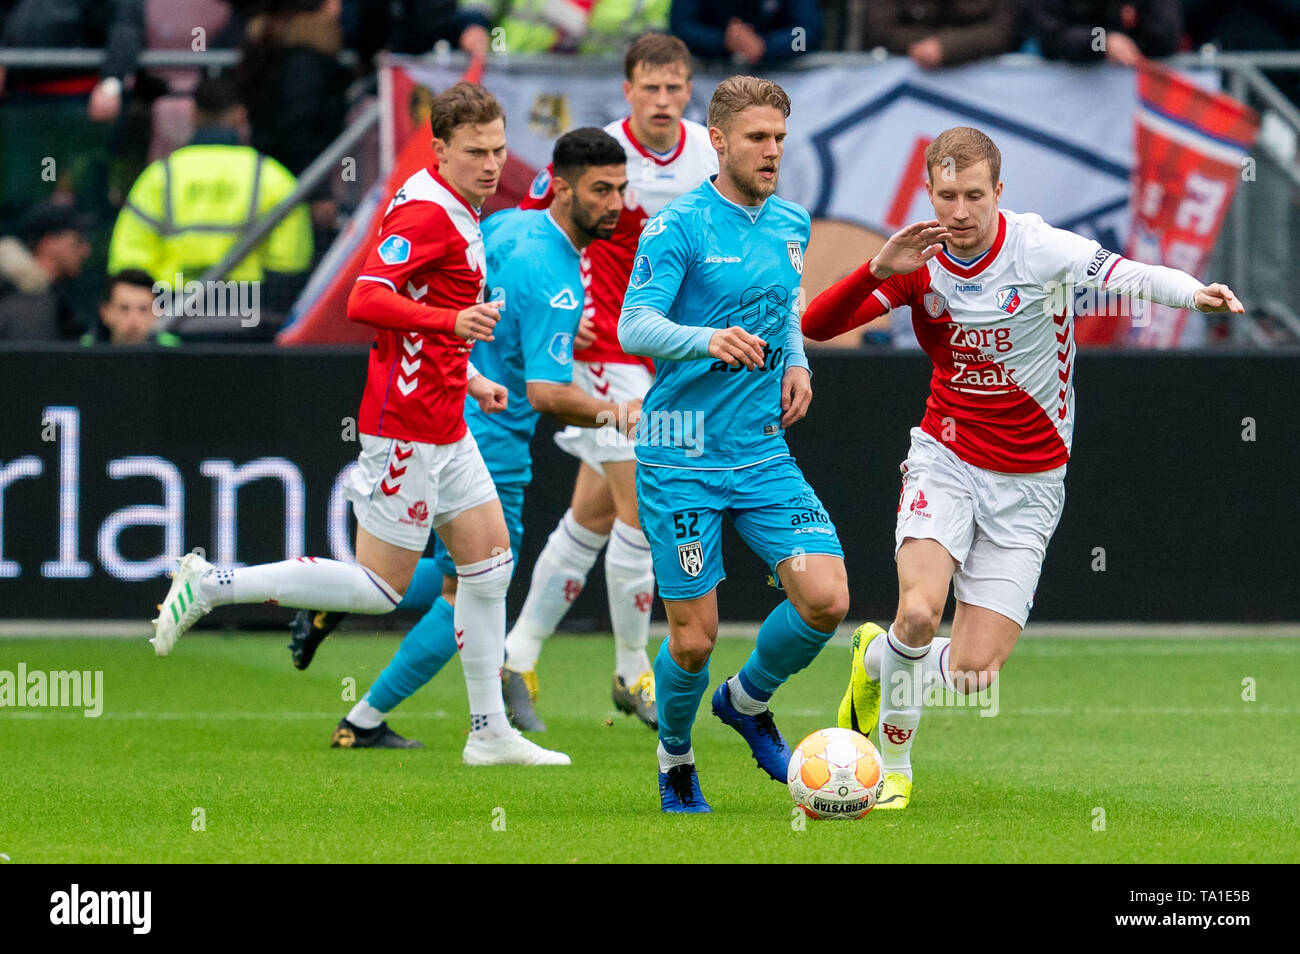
618, 76, 850, 812
311, 128, 635, 764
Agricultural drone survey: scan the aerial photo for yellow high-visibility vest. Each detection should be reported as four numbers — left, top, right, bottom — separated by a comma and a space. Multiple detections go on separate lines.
108, 144, 312, 286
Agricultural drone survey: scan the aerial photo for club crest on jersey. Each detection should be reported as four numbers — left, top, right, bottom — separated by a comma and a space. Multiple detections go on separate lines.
996, 286, 1022, 314
786, 241, 803, 274
923, 292, 946, 318
528, 167, 552, 200
548, 332, 574, 365
549, 287, 580, 310
630, 254, 653, 289
378, 234, 411, 265
677, 540, 704, 578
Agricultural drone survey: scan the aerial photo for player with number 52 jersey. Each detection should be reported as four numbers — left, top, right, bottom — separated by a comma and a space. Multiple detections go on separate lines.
620, 76, 849, 815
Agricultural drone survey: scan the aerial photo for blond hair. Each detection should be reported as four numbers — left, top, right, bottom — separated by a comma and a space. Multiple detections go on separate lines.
707, 75, 791, 132
925, 127, 1001, 186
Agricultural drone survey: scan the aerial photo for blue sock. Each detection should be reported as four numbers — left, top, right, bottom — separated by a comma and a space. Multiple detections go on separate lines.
395, 558, 443, 614
655, 639, 710, 756
365, 596, 459, 712
739, 600, 836, 698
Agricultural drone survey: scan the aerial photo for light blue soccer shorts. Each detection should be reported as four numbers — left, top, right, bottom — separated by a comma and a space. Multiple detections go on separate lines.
636, 454, 844, 601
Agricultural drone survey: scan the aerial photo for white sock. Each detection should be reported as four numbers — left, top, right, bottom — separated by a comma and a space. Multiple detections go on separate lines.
726, 674, 767, 715
606, 519, 655, 682
878, 626, 930, 778
470, 712, 513, 736
454, 551, 514, 733
657, 742, 695, 773
866, 632, 955, 692
346, 698, 387, 729
201, 558, 401, 614
504, 510, 605, 672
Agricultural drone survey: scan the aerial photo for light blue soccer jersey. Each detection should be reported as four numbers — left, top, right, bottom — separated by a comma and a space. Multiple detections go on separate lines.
619, 175, 811, 470
467, 208, 584, 485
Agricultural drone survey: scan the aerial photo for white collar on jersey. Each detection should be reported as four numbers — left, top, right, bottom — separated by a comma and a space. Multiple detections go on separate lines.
707, 175, 767, 223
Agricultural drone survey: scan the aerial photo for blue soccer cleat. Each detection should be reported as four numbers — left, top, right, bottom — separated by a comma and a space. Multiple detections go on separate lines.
659, 764, 713, 814
711, 680, 792, 782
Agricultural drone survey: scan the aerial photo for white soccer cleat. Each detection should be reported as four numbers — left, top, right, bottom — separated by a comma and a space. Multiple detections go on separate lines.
150, 552, 215, 657
462, 729, 571, 766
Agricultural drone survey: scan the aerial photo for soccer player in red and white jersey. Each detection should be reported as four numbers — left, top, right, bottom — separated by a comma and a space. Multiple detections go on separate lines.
150, 82, 568, 766
803, 126, 1243, 808
499, 33, 718, 731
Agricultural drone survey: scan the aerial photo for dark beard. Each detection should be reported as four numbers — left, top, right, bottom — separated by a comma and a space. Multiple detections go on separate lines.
572, 202, 615, 242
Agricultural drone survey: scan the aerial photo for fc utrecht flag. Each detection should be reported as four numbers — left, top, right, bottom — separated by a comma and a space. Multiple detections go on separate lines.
278, 53, 488, 346
1125, 63, 1257, 348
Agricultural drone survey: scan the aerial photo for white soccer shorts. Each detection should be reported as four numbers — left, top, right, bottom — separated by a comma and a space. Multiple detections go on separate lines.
553, 360, 652, 475
894, 427, 1065, 627
346, 432, 498, 552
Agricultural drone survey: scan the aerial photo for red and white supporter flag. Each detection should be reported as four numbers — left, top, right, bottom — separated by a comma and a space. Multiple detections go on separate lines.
1125, 63, 1257, 347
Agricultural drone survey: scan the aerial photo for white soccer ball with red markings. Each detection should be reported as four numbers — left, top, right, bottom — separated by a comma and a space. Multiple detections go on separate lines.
787, 727, 884, 820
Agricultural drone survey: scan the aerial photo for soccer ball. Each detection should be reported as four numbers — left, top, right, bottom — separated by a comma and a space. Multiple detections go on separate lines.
787, 727, 884, 820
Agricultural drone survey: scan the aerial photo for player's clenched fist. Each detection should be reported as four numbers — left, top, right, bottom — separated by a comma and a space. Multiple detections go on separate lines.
709, 325, 766, 369
468, 373, 508, 414
870, 220, 953, 279
455, 302, 501, 342
1193, 283, 1245, 314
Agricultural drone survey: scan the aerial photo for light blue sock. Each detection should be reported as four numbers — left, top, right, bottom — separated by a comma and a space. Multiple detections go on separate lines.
655, 639, 710, 756
739, 600, 836, 698
365, 596, 459, 713
395, 558, 444, 613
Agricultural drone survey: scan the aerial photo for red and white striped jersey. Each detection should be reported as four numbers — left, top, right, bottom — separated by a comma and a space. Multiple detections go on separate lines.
352, 167, 487, 445
805, 209, 1201, 473
520, 117, 717, 368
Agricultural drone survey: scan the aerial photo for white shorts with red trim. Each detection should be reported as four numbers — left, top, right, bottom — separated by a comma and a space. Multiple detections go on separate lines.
553, 360, 653, 475
894, 427, 1065, 628
345, 432, 497, 552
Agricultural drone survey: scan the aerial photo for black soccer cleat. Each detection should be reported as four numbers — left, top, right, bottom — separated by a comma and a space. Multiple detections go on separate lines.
288, 610, 347, 670
329, 717, 424, 749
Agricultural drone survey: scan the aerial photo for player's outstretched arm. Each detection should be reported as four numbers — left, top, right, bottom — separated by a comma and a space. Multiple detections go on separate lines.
1079, 254, 1246, 316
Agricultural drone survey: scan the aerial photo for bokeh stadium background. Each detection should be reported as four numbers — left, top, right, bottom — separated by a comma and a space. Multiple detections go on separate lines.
1, 0, 1297, 626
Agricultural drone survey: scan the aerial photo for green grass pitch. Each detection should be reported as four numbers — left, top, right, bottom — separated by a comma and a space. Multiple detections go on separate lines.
2, 631, 1297, 863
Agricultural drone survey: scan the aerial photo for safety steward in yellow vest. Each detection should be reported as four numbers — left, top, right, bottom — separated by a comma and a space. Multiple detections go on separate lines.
108, 74, 312, 338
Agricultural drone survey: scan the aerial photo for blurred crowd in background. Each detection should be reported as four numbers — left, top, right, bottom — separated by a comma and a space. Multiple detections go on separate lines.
0, 0, 1296, 345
